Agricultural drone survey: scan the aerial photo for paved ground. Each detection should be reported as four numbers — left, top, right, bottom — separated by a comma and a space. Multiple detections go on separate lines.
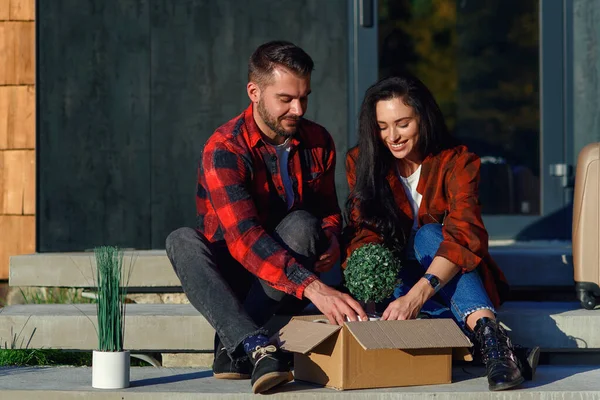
1, 365, 600, 399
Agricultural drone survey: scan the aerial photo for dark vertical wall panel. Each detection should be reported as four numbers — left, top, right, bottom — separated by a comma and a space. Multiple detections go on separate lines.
149, 0, 349, 248
38, 0, 348, 251
38, 1, 151, 251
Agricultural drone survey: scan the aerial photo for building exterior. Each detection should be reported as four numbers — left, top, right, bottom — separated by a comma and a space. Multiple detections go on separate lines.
1, 0, 599, 280
0, 0, 35, 279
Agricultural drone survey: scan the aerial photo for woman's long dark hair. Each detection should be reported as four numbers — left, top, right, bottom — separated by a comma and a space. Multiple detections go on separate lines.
345, 73, 456, 253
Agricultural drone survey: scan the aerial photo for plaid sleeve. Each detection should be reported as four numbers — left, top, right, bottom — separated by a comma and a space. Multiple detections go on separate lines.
319, 134, 342, 238
203, 140, 317, 299
436, 152, 488, 272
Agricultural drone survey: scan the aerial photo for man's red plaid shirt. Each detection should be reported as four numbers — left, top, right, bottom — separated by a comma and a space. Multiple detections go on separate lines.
197, 104, 342, 299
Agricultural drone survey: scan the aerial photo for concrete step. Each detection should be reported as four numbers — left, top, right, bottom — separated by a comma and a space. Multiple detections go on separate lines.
9, 251, 180, 289
9, 241, 576, 289
0, 302, 599, 352
0, 304, 213, 351
1, 365, 599, 399
489, 241, 574, 288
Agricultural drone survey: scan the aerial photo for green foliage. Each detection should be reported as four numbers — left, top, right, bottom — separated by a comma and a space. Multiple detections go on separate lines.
0, 349, 151, 367
0, 349, 92, 367
344, 243, 401, 303
0, 321, 90, 367
94, 246, 133, 352
19, 287, 94, 305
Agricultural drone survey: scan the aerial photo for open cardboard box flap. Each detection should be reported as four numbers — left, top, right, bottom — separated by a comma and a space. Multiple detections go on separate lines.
344, 319, 472, 350
274, 316, 471, 354
275, 319, 342, 354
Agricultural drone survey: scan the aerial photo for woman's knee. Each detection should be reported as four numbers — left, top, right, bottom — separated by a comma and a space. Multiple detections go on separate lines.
413, 223, 444, 264
415, 223, 443, 243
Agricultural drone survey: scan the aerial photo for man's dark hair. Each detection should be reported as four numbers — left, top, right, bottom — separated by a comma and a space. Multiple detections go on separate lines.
248, 41, 314, 86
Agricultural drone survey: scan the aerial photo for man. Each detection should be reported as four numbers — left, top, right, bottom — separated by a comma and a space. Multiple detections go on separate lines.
166, 41, 366, 394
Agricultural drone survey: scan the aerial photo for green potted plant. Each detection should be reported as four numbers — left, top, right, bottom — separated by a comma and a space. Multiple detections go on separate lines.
92, 246, 133, 389
344, 243, 401, 318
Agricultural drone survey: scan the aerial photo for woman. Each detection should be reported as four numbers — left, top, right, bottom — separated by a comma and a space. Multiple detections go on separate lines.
344, 74, 537, 391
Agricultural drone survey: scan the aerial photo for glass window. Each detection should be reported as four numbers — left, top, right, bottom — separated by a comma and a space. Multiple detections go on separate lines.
379, 0, 540, 215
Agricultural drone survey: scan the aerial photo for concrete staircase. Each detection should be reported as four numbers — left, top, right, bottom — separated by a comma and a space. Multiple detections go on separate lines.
1, 301, 599, 352
7, 241, 577, 290
0, 241, 590, 354
2, 242, 600, 397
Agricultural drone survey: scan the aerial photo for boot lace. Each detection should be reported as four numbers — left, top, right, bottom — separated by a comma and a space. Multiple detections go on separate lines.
476, 323, 518, 367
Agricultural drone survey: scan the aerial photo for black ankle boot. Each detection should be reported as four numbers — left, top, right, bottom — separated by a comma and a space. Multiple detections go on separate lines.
514, 344, 540, 381
474, 317, 524, 391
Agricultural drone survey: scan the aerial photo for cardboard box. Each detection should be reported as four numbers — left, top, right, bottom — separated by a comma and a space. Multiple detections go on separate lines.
275, 316, 472, 390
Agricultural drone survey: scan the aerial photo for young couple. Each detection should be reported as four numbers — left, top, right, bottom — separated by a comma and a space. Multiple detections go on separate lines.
166, 40, 537, 394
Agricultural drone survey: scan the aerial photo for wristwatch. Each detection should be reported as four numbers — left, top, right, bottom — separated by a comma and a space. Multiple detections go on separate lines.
423, 273, 441, 293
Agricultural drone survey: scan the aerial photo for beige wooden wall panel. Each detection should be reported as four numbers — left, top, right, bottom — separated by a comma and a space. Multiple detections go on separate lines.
0, 0, 35, 281
0, 215, 35, 279
0, 22, 35, 85
0, 1, 9, 20
0, 150, 35, 215
9, 0, 35, 21
0, 85, 35, 149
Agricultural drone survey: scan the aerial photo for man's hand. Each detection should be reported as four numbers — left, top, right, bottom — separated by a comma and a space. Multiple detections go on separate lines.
381, 286, 428, 320
314, 230, 340, 273
304, 280, 367, 325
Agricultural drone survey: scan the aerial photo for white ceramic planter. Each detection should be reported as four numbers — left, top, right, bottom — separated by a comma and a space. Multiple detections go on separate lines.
92, 350, 130, 389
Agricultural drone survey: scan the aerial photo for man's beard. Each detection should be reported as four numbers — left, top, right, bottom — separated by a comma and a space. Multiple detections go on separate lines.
258, 99, 300, 138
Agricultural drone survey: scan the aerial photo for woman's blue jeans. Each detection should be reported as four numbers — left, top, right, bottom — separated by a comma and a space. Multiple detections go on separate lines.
381, 223, 495, 333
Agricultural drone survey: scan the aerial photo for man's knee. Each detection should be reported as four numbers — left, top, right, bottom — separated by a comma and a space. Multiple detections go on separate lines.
165, 227, 198, 257
275, 210, 326, 256
277, 210, 321, 239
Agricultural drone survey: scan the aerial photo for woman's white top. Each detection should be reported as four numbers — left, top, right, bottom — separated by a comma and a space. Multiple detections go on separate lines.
396, 164, 422, 259
397, 164, 423, 230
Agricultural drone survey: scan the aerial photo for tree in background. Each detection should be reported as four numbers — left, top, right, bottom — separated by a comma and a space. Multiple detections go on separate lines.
379, 0, 539, 214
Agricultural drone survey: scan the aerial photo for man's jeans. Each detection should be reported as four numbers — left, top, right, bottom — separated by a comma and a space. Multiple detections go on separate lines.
384, 223, 495, 332
165, 210, 327, 357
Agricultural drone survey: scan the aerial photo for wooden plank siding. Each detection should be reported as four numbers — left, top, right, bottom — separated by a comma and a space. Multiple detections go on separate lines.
0, 150, 35, 215
0, 85, 35, 149
0, 215, 35, 278
0, 2, 9, 21
0, 0, 35, 279
9, 0, 35, 21
0, 22, 35, 85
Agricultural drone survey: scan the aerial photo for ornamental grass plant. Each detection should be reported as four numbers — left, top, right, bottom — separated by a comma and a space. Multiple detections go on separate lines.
94, 246, 133, 352
344, 243, 401, 303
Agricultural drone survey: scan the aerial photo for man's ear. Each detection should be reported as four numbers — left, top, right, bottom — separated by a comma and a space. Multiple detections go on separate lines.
247, 82, 261, 104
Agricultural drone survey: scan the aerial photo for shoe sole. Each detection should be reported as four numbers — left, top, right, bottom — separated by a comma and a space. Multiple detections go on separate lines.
252, 371, 293, 394
489, 376, 525, 391
213, 372, 251, 380
527, 346, 541, 379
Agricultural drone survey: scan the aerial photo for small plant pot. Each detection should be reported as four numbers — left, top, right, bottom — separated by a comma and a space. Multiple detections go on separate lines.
92, 350, 130, 389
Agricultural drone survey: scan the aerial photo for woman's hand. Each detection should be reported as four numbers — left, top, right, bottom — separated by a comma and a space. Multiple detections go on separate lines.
381, 285, 429, 320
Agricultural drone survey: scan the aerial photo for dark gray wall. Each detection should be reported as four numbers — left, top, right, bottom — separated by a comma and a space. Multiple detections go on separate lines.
38, 0, 349, 251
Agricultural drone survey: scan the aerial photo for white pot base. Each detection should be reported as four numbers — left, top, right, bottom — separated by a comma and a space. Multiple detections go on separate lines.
92, 350, 130, 389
